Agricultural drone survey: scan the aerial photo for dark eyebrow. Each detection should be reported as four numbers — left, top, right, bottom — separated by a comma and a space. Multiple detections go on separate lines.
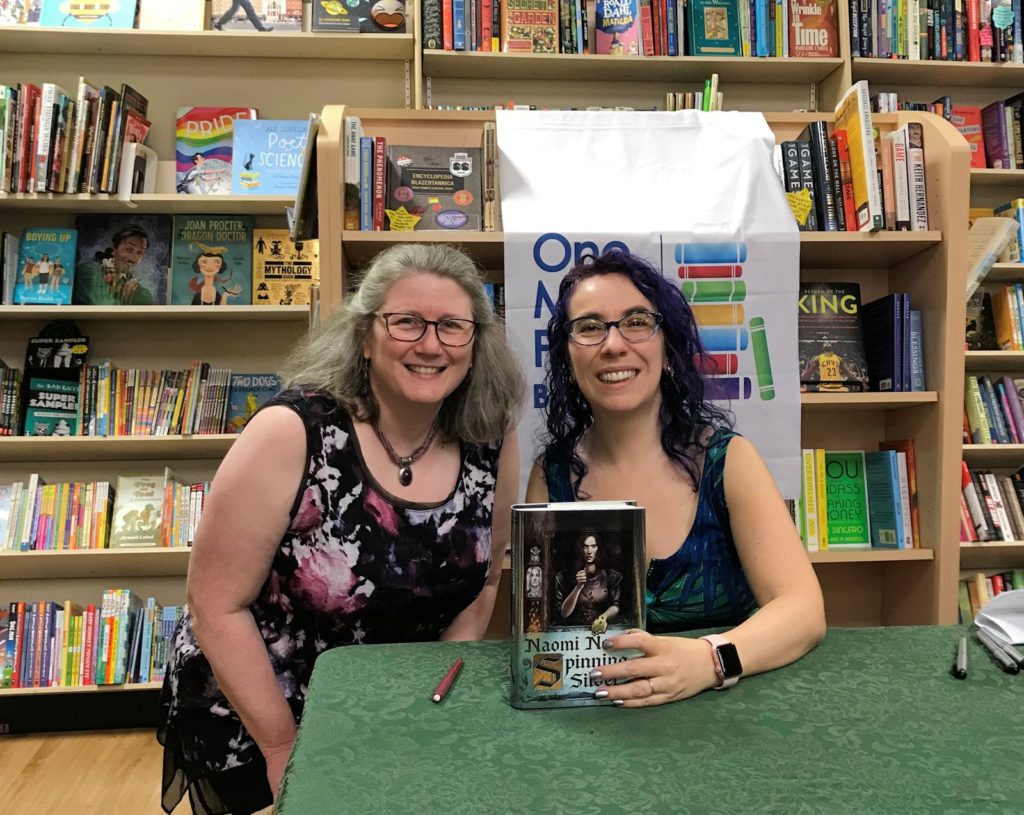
569, 306, 651, 321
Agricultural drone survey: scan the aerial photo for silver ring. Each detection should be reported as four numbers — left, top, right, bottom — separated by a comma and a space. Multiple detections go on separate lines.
646, 677, 656, 696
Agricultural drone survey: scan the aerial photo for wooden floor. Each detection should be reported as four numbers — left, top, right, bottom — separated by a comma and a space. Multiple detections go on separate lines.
2, 730, 188, 814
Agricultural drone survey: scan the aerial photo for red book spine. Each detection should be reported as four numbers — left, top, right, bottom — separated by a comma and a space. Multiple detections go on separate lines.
480, 0, 492, 51
443, 0, 454, 50
372, 136, 387, 231
640, 2, 655, 56
833, 129, 858, 233
967, 0, 981, 61
11, 602, 25, 688
658, 0, 669, 55
82, 605, 96, 686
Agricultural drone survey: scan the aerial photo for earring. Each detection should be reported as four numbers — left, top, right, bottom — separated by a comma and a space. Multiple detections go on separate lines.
360, 357, 371, 395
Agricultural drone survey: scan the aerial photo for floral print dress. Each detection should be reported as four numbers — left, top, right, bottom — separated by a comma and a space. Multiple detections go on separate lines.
158, 389, 502, 815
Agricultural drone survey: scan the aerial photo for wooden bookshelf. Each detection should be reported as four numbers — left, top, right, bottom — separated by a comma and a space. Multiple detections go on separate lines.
970, 169, 1024, 187
0, 435, 236, 462
981, 263, 1024, 284
965, 351, 1024, 371
962, 445, 1024, 467
318, 105, 970, 629
0, 192, 293, 214
0, 549, 190, 580
0, 682, 161, 697
851, 57, 1024, 88
0, 305, 309, 321
960, 542, 1024, 569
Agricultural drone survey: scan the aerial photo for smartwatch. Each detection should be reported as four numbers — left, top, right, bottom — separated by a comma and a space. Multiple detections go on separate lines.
700, 634, 742, 690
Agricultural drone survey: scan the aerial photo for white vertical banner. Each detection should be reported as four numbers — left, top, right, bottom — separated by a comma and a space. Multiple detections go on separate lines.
497, 110, 801, 499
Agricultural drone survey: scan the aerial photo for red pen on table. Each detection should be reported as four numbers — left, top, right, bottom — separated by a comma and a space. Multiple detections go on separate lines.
432, 657, 464, 703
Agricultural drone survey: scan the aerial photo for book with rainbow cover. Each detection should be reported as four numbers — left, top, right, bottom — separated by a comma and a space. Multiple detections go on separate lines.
175, 106, 258, 196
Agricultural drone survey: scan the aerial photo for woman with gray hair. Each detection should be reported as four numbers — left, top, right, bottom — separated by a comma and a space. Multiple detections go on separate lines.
158, 244, 523, 815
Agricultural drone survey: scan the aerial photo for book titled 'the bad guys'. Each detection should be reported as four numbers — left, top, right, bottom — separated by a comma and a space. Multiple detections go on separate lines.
510, 501, 645, 709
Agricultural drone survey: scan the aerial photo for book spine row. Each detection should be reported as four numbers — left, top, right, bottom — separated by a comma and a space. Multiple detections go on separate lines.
0, 598, 184, 690
959, 462, 1024, 542
958, 570, 1024, 623
964, 373, 1024, 445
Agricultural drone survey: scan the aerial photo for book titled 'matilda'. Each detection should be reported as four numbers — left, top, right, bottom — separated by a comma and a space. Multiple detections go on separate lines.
510, 501, 645, 709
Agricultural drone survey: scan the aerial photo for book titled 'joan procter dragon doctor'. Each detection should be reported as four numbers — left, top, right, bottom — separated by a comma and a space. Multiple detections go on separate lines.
510, 501, 645, 709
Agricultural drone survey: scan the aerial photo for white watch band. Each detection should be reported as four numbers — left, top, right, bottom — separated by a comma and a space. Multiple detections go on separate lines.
700, 634, 739, 690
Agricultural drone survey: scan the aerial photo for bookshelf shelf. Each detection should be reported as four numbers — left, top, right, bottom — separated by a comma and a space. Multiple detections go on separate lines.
422, 51, 845, 84
0, 435, 235, 462
0, 682, 161, 697
969, 169, 1024, 187
0, 192, 293, 214
0, 305, 308, 321
960, 541, 1024, 569
965, 351, 1024, 371
0, 548, 190, 580
800, 392, 938, 410
962, 444, 1024, 467
983, 263, 1024, 283
339, 231, 944, 271
0, 26, 415, 61
852, 57, 1024, 88
808, 549, 934, 563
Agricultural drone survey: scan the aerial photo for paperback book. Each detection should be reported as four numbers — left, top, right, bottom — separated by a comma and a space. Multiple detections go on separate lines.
225, 373, 282, 433
109, 470, 177, 548
210, 0, 303, 30
231, 119, 308, 196
252, 230, 319, 305
170, 215, 254, 305
13, 227, 77, 305
510, 501, 645, 709
38, 0, 137, 28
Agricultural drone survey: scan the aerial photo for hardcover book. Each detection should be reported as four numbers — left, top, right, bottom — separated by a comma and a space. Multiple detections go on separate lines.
0, 1, 26, 23
788, 0, 838, 57
13, 227, 77, 305
358, 0, 406, 31
797, 283, 869, 392
386, 145, 482, 231
501, 0, 557, 52
595, 0, 641, 55
211, 0, 303, 30
176, 106, 258, 196
109, 471, 176, 548
231, 119, 308, 196
225, 373, 282, 433
170, 215, 254, 306
252, 229, 319, 305
74, 214, 171, 306
510, 501, 645, 709
686, 0, 741, 56
311, 0, 359, 31
137, 0, 205, 29
39, 0, 137, 28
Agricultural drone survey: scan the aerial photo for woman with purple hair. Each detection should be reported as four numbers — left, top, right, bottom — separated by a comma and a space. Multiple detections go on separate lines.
526, 249, 825, 708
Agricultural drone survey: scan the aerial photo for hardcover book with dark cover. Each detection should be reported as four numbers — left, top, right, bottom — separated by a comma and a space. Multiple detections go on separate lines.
386, 145, 482, 231
510, 501, 645, 709
798, 283, 869, 392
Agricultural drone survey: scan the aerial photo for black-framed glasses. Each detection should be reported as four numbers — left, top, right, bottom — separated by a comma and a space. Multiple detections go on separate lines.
565, 309, 663, 346
376, 312, 478, 347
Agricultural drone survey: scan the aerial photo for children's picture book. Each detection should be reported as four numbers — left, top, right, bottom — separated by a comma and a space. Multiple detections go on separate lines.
137, 0, 204, 29
176, 106, 258, 195
501, 0, 557, 52
109, 471, 174, 548
252, 229, 319, 305
39, 0, 137, 28
211, 0, 303, 30
386, 145, 482, 231
510, 501, 645, 709
22, 335, 88, 436
74, 215, 171, 306
311, 0, 359, 31
170, 215, 254, 306
0, 0, 27, 23
13, 227, 77, 305
595, 0, 640, 55
358, 0, 406, 32
798, 282, 869, 392
225, 373, 281, 433
231, 119, 309, 196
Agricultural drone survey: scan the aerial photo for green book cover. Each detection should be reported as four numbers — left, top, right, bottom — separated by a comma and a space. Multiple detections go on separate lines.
823, 451, 870, 548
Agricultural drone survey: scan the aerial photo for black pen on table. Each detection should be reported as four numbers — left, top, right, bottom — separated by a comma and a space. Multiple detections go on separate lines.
975, 629, 1021, 674
950, 636, 967, 680
432, 657, 464, 703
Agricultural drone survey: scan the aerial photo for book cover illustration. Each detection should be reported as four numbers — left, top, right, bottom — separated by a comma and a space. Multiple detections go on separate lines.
22, 335, 88, 436
109, 472, 173, 548
231, 119, 308, 196
74, 215, 170, 306
798, 283, 869, 392
211, 0, 302, 30
595, 0, 640, 55
511, 501, 645, 709
788, 0, 838, 58
137, 0, 204, 29
501, 0, 557, 52
386, 145, 482, 231
822, 451, 871, 548
687, 0, 742, 56
39, 0, 138, 28
312, 0, 359, 31
13, 227, 77, 305
252, 230, 319, 305
360, 0, 406, 32
0, 0, 27, 23
171, 216, 254, 306
226, 373, 282, 433
176, 106, 258, 195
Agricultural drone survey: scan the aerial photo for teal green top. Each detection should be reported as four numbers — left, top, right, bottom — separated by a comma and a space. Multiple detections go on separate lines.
279, 627, 1019, 814
545, 428, 757, 632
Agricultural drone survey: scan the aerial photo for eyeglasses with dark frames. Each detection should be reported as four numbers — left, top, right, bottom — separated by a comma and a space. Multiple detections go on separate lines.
376, 312, 478, 347
564, 309, 663, 346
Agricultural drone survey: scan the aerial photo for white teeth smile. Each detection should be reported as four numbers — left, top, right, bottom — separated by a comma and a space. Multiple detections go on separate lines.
407, 365, 444, 375
598, 370, 638, 383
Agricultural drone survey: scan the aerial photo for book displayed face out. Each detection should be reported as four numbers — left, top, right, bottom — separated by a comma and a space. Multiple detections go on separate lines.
510, 501, 645, 709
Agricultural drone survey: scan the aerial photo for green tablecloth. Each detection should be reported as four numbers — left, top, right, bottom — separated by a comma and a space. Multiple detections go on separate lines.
278, 627, 1022, 814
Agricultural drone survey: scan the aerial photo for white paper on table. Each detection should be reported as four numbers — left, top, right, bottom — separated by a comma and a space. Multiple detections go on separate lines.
975, 589, 1024, 644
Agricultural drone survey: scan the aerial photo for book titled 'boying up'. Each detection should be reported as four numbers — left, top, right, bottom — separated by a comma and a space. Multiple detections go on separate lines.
510, 501, 645, 709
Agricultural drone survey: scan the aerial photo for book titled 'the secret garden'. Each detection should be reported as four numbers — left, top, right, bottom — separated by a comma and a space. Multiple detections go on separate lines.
510, 501, 645, 709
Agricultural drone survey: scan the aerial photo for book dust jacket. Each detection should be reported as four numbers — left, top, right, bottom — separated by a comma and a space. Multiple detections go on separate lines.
511, 502, 645, 709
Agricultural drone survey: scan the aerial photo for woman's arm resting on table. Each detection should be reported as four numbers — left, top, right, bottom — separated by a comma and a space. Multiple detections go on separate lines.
596, 436, 825, 707
442, 430, 519, 641
187, 405, 307, 796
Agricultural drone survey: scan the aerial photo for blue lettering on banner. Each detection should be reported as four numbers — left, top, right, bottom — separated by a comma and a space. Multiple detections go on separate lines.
534, 329, 549, 367
532, 233, 633, 273
534, 280, 556, 319
533, 384, 548, 409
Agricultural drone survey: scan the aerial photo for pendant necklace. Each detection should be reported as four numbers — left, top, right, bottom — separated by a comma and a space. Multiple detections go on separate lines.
371, 417, 440, 487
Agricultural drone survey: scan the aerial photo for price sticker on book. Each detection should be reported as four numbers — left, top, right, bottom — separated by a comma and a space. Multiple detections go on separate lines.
785, 188, 813, 227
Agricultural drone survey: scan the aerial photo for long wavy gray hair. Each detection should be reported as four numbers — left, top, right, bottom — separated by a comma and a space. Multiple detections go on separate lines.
282, 243, 524, 443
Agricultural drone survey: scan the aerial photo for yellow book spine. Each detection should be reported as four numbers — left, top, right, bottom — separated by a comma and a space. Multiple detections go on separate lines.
815, 448, 829, 549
